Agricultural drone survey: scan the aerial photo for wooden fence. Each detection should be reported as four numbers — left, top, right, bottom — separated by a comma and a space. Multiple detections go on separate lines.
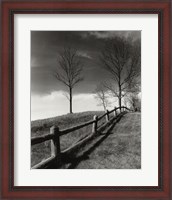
31, 106, 131, 169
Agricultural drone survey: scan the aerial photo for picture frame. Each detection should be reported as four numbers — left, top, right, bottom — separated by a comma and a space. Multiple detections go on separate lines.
1, 0, 171, 199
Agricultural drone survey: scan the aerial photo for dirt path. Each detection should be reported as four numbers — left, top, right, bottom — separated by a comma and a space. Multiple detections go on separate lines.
74, 112, 141, 169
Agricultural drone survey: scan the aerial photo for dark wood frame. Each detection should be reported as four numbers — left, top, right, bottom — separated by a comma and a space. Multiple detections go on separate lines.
1, 0, 171, 199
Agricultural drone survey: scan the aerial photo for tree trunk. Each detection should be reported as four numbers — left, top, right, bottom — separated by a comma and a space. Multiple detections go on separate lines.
119, 84, 122, 110
118, 97, 121, 110
69, 87, 73, 114
103, 102, 106, 111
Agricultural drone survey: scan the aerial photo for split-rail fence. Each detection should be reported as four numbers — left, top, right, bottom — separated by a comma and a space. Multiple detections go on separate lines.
31, 106, 131, 169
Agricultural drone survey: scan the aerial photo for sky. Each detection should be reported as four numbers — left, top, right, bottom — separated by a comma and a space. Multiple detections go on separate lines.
31, 31, 141, 120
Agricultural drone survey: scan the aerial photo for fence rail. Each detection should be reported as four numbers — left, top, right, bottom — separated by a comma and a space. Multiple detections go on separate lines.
31, 106, 131, 169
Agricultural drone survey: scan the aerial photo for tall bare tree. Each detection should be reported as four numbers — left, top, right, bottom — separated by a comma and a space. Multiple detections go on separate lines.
54, 47, 83, 113
94, 82, 110, 111
100, 37, 141, 109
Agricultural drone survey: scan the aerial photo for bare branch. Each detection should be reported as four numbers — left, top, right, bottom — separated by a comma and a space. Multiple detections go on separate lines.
54, 47, 84, 113
63, 91, 70, 101
102, 81, 119, 98
100, 36, 141, 108
93, 82, 111, 111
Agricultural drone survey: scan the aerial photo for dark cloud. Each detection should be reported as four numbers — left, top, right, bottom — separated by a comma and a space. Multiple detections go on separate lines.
31, 31, 141, 96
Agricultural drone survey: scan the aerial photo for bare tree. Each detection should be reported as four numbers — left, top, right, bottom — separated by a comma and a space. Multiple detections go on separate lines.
54, 47, 83, 113
100, 37, 141, 109
94, 82, 110, 111
127, 93, 141, 111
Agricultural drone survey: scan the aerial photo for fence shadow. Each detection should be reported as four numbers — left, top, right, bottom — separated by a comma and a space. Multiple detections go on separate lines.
32, 107, 130, 169
63, 113, 125, 169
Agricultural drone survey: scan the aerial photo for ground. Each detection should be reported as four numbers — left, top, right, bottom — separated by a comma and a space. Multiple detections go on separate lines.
31, 111, 105, 167
72, 112, 141, 169
31, 112, 141, 169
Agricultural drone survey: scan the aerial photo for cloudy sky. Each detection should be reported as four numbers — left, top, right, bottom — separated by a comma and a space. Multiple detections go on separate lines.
31, 31, 141, 120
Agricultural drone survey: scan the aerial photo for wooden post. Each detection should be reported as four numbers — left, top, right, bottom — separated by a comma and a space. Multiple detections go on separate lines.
116, 108, 118, 116
106, 109, 109, 122
114, 107, 116, 117
50, 126, 61, 165
92, 115, 98, 133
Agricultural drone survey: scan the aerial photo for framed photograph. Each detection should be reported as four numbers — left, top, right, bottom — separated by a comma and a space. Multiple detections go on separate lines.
1, 0, 171, 199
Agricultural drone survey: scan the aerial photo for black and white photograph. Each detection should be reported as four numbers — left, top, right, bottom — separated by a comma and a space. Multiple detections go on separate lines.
31, 31, 141, 169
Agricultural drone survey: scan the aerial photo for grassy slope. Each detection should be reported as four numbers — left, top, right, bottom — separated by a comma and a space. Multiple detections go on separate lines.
75, 112, 141, 169
31, 111, 105, 167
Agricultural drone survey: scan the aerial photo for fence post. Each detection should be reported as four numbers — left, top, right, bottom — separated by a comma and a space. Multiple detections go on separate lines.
114, 107, 116, 117
50, 125, 61, 166
92, 115, 98, 133
116, 108, 118, 116
106, 109, 109, 122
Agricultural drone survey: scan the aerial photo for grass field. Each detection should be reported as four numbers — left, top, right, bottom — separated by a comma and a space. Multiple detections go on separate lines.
75, 112, 141, 169
31, 111, 105, 167
31, 111, 141, 169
